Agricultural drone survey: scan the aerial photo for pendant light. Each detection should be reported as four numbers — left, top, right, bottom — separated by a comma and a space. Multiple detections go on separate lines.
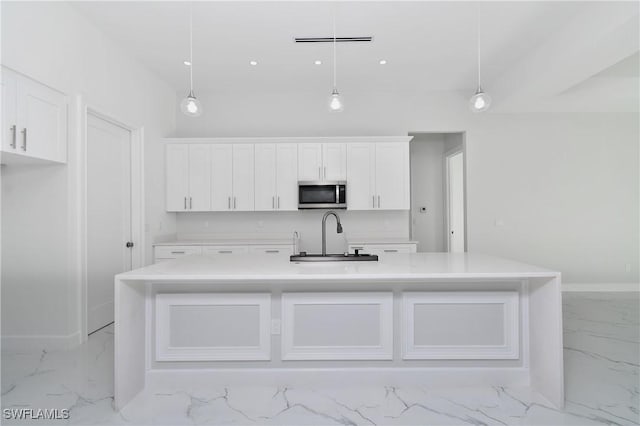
180, 3, 203, 117
469, 7, 491, 113
328, 7, 344, 112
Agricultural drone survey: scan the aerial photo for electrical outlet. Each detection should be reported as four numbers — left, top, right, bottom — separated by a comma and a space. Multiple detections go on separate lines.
271, 319, 281, 335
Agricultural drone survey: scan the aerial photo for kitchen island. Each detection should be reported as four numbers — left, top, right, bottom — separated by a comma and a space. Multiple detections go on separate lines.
114, 253, 563, 410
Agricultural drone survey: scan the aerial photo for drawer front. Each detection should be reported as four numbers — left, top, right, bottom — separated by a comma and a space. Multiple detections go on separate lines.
202, 245, 249, 255
349, 244, 416, 255
249, 245, 293, 255
154, 246, 203, 259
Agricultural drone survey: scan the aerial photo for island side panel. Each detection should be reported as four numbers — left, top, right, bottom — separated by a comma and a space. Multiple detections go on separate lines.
529, 274, 564, 408
114, 277, 147, 410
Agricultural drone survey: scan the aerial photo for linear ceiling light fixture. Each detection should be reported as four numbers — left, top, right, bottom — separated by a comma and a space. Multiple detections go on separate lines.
180, 3, 203, 117
469, 6, 491, 112
295, 36, 372, 43
328, 6, 344, 112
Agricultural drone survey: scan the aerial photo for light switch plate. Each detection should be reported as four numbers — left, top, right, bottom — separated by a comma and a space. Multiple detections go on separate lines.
271, 319, 281, 335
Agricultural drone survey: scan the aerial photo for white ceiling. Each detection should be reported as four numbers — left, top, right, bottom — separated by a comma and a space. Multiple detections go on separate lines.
72, 1, 639, 111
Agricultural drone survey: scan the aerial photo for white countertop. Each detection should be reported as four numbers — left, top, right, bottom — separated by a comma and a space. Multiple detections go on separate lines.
153, 239, 293, 246
117, 252, 559, 281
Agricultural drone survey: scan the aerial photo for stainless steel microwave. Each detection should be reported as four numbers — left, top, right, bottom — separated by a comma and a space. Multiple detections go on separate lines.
298, 181, 347, 209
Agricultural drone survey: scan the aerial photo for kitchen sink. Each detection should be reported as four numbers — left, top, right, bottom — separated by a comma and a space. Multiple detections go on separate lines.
290, 252, 379, 262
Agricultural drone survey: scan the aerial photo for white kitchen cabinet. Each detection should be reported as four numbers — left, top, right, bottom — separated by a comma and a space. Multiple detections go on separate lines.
210, 144, 254, 211
202, 245, 249, 255
255, 143, 298, 211
346, 142, 410, 210
298, 142, 346, 182
1, 67, 67, 163
154, 245, 203, 262
249, 245, 294, 255
166, 144, 211, 211
348, 242, 417, 258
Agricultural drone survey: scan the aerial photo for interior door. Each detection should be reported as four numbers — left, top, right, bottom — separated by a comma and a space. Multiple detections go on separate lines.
322, 143, 347, 181
297, 143, 322, 181
375, 143, 410, 210
232, 144, 255, 211
346, 143, 375, 210
276, 143, 298, 210
165, 144, 189, 211
87, 113, 132, 334
254, 144, 276, 211
447, 151, 465, 252
188, 144, 211, 211
210, 144, 233, 211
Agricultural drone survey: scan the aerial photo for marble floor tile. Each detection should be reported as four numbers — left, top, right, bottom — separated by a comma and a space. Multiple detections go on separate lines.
2, 292, 638, 425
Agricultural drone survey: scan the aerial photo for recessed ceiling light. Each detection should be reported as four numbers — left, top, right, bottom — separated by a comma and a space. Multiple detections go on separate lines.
183, 60, 191, 66
379, 59, 387, 65
250, 60, 258, 66
314, 60, 322, 65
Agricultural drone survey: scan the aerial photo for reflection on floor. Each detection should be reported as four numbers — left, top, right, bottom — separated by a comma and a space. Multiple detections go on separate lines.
2, 292, 638, 425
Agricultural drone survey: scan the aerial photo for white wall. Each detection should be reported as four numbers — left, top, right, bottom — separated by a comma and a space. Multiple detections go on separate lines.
177, 210, 409, 255
1, 2, 176, 346
410, 133, 447, 252
174, 89, 638, 284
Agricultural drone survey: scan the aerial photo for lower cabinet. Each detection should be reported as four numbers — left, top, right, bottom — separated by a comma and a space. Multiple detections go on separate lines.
281, 292, 393, 360
348, 243, 417, 258
202, 245, 249, 255
153, 243, 294, 263
155, 293, 271, 361
401, 291, 519, 360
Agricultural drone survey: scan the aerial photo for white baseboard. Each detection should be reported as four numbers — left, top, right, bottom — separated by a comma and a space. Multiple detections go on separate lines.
147, 367, 530, 389
1, 331, 82, 353
562, 283, 640, 292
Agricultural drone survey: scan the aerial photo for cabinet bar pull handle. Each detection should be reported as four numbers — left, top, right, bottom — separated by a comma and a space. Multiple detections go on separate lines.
272, 196, 274, 209
233, 197, 237, 209
324, 166, 327, 180
318, 166, 321, 179
189, 197, 192, 209
384, 249, 398, 253
372, 195, 375, 208
277, 196, 280, 209
377, 195, 381, 208
171, 251, 185, 254
228, 196, 231, 209
9, 125, 16, 149
265, 250, 279, 253
184, 197, 187, 209
218, 250, 232, 254
21, 128, 27, 151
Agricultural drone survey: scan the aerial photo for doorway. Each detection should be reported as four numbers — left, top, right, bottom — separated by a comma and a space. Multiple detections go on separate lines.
409, 132, 466, 252
86, 113, 133, 334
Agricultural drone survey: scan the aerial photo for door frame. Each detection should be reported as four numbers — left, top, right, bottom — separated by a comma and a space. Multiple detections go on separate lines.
74, 96, 145, 342
444, 148, 466, 252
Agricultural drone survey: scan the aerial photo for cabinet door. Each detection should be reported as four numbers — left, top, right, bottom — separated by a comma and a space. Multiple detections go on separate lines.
1, 71, 18, 153
202, 245, 250, 255
346, 143, 375, 210
323, 143, 347, 181
16, 76, 67, 162
254, 144, 277, 211
375, 143, 410, 210
276, 143, 298, 210
211, 144, 233, 211
232, 144, 255, 211
188, 144, 211, 211
165, 144, 189, 211
297, 143, 323, 181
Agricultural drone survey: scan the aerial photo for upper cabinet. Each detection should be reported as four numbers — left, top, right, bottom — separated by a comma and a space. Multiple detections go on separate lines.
164, 137, 410, 213
166, 144, 211, 211
347, 142, 410, 210
255, 143, 298, 211
210, 144, 254, 211
298, 142, 346, 182
1, 67, 68, 164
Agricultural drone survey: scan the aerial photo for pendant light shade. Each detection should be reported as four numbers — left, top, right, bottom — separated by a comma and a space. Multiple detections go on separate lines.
469, 7, 491, 113
181, 4, 203, 117
328, 89, 344, 112
328, 7, 344, 113
469, 87, 491, 112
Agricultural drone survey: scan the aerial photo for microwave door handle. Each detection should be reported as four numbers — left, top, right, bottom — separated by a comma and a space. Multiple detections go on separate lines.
336, 185, 339, 204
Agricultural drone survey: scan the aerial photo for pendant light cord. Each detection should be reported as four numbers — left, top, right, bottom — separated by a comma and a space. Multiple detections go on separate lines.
332, 5, 337, 90
476, 6, 481, 87
189, 2, 194, 93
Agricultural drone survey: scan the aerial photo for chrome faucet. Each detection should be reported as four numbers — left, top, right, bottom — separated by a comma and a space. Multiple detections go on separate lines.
321, 210, 343, 256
